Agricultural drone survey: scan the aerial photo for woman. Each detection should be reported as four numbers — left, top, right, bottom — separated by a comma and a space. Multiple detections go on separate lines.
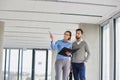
50, 31, 72, 80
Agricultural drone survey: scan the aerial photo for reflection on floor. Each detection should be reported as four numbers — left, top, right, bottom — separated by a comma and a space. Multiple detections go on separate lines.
2, 71, 51, 80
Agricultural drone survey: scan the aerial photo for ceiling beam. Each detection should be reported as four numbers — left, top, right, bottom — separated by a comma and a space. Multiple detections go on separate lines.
0, 10, 102, 17
0, 18, 79, 24
34, 0, 117, 7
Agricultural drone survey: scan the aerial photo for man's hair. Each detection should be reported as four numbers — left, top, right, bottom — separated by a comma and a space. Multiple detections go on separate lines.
76, 28, 83, 34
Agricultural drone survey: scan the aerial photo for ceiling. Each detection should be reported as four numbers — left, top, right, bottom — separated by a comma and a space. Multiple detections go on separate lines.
0, 0, 120, 49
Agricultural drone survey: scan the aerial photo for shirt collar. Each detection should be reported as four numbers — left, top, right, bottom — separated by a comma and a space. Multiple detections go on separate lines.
76, 38, 83, 45
62, 39, 68, 42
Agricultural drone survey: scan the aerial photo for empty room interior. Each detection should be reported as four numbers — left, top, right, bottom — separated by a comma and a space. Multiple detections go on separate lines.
0, 0, 120, 80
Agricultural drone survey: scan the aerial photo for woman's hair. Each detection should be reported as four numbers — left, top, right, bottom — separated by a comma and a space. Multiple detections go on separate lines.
64, 31, 72, 40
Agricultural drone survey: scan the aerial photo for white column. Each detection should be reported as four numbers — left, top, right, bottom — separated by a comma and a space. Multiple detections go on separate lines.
0, 21, 4, 79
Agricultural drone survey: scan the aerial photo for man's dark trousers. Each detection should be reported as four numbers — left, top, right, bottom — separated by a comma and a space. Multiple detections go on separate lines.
72, 63, 85, 80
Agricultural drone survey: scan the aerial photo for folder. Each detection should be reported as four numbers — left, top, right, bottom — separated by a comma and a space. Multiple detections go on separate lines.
58, 47, 79, 57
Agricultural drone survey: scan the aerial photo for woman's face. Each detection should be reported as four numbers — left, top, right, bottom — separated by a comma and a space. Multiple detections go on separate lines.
64, 32, 71, 41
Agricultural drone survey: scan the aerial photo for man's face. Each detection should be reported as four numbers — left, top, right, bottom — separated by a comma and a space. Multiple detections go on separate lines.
76, 31, 82, 40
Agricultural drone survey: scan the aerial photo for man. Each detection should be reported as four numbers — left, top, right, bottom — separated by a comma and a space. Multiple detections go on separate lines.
71, 28, 90, 80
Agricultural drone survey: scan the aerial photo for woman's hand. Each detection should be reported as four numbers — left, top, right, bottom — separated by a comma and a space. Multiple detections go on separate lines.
65, 51, 72, 56
49, 32, 53, 42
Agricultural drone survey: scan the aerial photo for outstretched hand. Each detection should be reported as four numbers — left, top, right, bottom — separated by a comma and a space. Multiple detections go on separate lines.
49, 32, 53, 42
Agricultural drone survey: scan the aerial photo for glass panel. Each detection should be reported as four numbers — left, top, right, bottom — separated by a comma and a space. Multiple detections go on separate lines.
102, 24, 110, 80
22, 50, 32, 80
116, 17, 120, 80
34, 50, 46, 80
9, 49, 19, 80
48, 50, 52, 80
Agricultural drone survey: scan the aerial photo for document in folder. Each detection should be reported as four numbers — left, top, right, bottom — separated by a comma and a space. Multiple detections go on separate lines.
58, 47, 79, 56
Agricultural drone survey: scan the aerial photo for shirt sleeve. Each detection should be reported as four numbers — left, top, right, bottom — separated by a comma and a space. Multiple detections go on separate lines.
50, 41, 58, 50
69, 43, 72, 49
84, 42, 90, 62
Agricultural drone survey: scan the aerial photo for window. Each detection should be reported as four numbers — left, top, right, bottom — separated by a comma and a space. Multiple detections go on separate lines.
9, 49, 19, 80
102, 24, 110, 80
2, 49, 20, 80
34, 50, 47, 80
115, 17, 120, 80
2, 48, 52, 80
22, 50, 32, 80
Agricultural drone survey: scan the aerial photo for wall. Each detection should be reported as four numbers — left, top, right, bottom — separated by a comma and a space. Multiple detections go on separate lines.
0, 21, 4, 79
79, 23, 100, 80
